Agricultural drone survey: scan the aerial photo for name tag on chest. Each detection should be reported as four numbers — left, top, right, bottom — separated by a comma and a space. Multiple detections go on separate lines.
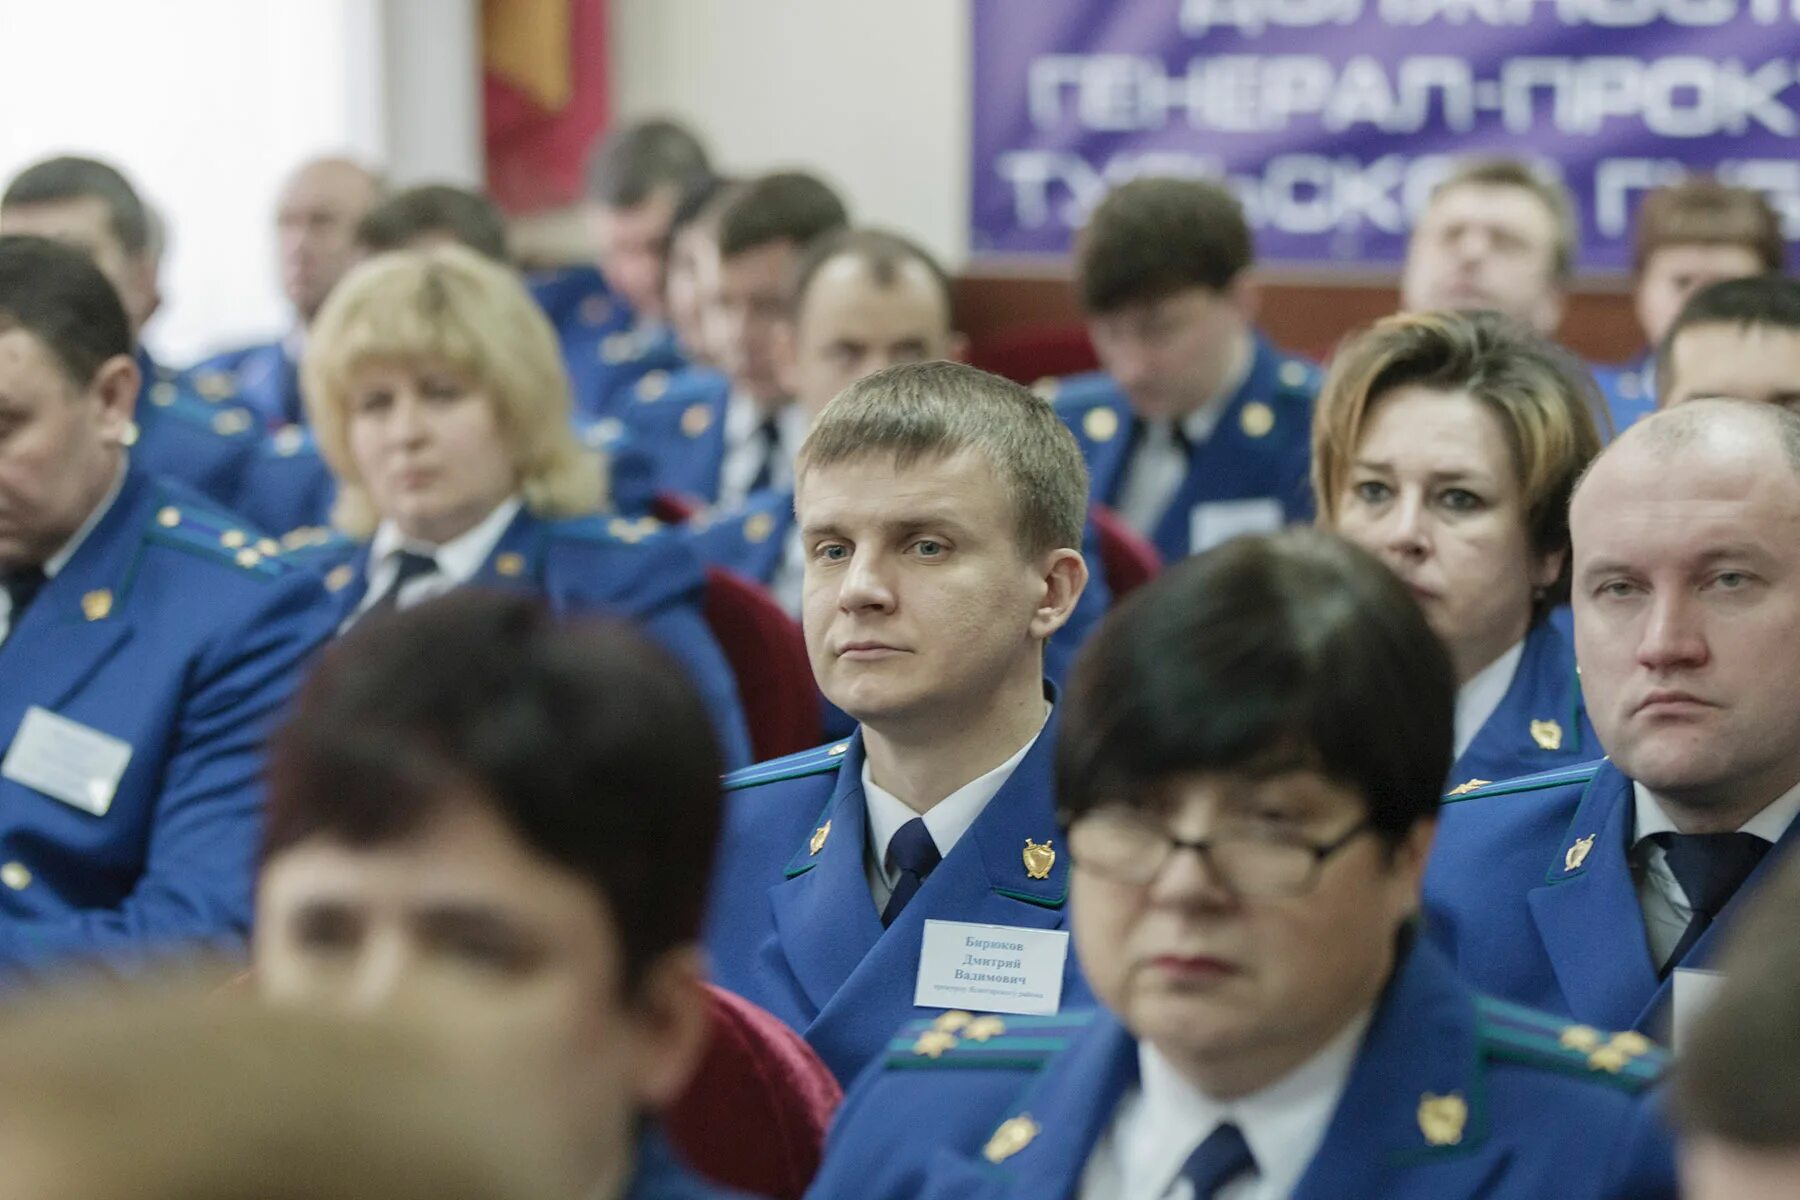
914, 919, 1069, 1017
1672, 968, 1726, 1052
2, 706, 132, 816
1189, 498, 1284, 553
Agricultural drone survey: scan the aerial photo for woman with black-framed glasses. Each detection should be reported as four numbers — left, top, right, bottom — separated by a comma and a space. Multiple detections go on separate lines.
807, 529, 1677, 1200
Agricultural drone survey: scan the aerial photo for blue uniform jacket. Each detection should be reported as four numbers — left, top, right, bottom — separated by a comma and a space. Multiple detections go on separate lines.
1049, 335, 1320, 563
807, 939, 1675, 1200
1449, 615, 1597, 793
685, 488, 1114, 689
0, 467, 334, 980
704, 718, 1091, 1085
235, 426, 337, 539
1590, 353, 1655, 438
615, 368, 733, 506
307, 506, 752, 770
1425, 758, 1800, 1034
186, 340, 302, 430
133, 350, 261, 512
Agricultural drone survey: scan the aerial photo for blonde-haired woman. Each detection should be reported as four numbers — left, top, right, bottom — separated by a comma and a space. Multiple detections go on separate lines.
298, 243, 750, 766
1314, 309, 1603, 790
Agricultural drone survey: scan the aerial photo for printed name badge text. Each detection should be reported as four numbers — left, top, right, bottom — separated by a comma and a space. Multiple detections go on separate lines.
915, 919, 1069, 1017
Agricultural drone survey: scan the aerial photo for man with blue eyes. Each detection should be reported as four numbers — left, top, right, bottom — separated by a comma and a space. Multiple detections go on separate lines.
1046, 177, 1320, 565
703, 360, 1092, 1085
1426, 397, 1800, 1042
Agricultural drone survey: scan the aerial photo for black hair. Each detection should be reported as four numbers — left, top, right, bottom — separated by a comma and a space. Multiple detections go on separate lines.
585, 118, 712, 210
2, 156, 151, 256
1076, 176, 1253, 314
715, 171, 849, 262
356, 184, 510, 263
0, 235, 133, 384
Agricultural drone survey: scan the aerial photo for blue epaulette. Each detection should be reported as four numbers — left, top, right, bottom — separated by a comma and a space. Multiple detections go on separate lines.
1040, 371, 1115, 410
883, 1009, 1095, 1071
1442, 760, 1605, 803
142, 378, 259, 440
144, 493, 290, 578
1474, 995, 1668, 1093
724, 741, 851, 792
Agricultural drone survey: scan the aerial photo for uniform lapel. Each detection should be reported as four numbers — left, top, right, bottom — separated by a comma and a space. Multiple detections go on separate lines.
1525, 764, 1660, 1030
991, 1014, 1141, 1200
0, 469, 148, 742
1083, 394, 1137, 509
1294, 942, 1510, 1199
765, 734, 884, 1019
467, 507, 546, 592
1451, 619, 1588, 786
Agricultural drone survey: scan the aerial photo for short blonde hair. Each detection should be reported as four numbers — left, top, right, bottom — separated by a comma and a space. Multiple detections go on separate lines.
1312, 310, 1603, 609
302, 243, 602, 536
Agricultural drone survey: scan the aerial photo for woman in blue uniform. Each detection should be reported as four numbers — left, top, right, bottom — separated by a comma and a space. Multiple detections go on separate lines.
1312, 310, 1602, 791
297, 243, 751, 767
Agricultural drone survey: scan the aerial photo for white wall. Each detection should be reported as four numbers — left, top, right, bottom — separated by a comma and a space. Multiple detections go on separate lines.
609, 0, 971, 267
0, 0, 480, 365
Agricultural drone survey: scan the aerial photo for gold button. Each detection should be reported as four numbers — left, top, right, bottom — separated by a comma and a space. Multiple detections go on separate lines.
157, 506, 181, 528
235, 549, 262, 568
1, 862, 31, 891
220, 530, 247, 549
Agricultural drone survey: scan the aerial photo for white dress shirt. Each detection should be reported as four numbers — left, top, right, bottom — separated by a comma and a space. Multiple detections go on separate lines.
1080, 1010, 1371, 1200
1114, 343, 1252, 537
770, 525, 806, 619
717, 393, 806, 510
1630, 779, 1800, 969
1452, 638, 1525, 760
352, 497, 523, 622
0, 462, 125, 645
861, 712, 1050, 911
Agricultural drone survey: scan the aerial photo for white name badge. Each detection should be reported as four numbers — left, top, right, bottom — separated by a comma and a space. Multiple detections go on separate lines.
914, 919, 1069, 1017
1189, 498, 1284, 553
2, 706, 132, 816
1672, 968, 1727, 1053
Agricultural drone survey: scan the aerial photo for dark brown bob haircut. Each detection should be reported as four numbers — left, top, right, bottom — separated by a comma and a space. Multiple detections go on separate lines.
264, 590, 725, 991
1057, 529, 1454, 846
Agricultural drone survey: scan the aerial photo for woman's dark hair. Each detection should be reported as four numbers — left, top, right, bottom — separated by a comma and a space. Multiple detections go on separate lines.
1058, 529, 1455, 844
264, 590, 724, 992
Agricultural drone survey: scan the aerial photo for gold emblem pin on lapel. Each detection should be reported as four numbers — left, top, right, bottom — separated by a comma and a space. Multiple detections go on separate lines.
933, 1011, 973, 1034
1530, 719, 1563, 751
81, 590, 112, 621
1418, 1092, 1467, 1146
494, 552, 525, 578
324, 564, 355, 594
744, 512, 775, 544
681, 403, 713, 437
1022, 838, 1055, 880
1239, 400, 1276, 438
1565, 834, 1596, 872
1082, 407, 1118, 443
808, 820, 831, 856
1447, 778, 1490, 797
983, 1114, 1040, 1164
964, 1016, 1007, 1042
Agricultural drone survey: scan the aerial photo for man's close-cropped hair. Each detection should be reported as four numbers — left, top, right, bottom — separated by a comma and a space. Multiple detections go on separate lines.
1075, 176, 1253, 314
0, 235, 133, 384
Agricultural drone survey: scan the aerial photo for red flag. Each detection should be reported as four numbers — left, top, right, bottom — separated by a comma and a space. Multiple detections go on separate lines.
482, 0, 610, 214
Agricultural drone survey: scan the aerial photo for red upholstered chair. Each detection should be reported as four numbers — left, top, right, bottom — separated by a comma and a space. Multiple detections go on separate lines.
666, 985, 843, 1200
1088, 503, 1162, 599
702, 567, 822, 760
651, 491, 700, 525
965, 321, 1101, 386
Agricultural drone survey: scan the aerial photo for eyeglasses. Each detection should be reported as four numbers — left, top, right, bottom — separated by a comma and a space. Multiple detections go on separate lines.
1064, 807, 1375, 898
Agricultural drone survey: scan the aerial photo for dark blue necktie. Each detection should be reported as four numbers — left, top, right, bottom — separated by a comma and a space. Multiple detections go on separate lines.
1652, 831, 1769, 975
747, 416, 782, 493
880, 817, 940, 927
1180, 1122, 1255, 1198
367, 550, 439, 616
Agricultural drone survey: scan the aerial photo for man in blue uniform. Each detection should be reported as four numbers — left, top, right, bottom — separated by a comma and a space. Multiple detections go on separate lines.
1426, 398, 1800, 1039
704, 361, 1092, 1085
255, 591, 765, 1199
1, 156, 264, 508
186, 156, 384, 431
1657, 275, 1800, 414
1047, 177, 1319, 564
1594, 178, 1783, 433
809, 531, 1675, 1200
0, 235, 334, 981
620, 172, 847, 508
553, 119, 715, 421
689, 227, 1109, 687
